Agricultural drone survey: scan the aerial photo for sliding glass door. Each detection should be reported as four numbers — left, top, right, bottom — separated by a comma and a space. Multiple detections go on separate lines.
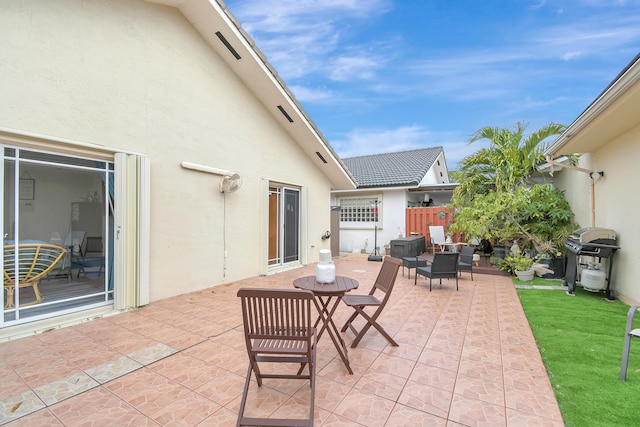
2, 147, 114, 325
268, 185, 300, 267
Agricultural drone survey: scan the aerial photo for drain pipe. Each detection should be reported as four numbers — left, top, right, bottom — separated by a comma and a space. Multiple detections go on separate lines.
545, 156, 603, 227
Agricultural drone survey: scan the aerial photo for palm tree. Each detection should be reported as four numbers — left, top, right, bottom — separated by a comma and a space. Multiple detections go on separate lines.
452, 121, 566, 202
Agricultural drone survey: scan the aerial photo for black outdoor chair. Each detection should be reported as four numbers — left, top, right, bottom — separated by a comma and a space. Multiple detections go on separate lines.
414, 252, 460, 291
458, 245, 474, 280
402, 246, 427, 279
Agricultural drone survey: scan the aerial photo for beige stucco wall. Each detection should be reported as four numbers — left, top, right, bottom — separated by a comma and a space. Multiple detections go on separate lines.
589, 124, 640, 304
552, 154, 593, 230
0, 0, 334, 301
555, 126, 640, 304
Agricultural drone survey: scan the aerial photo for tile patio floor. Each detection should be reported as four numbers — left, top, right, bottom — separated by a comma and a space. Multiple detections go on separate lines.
0, 254, 564, 426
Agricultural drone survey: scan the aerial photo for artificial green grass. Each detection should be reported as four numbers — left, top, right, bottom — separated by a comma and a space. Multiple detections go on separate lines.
518, 285, 640, 426
514, 276, 564, 286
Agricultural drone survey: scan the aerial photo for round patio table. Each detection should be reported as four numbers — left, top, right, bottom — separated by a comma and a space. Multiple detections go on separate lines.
293, 276, 358, 374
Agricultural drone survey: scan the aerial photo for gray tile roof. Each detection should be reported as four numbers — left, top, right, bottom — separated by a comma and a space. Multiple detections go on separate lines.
342, 147, 443, 188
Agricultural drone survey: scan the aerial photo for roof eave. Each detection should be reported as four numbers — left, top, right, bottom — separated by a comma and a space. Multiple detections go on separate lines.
145, 0, 357, 190
545, 53, 640, 157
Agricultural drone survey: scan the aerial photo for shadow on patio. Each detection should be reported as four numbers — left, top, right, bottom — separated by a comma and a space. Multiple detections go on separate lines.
0, 253, 563, 426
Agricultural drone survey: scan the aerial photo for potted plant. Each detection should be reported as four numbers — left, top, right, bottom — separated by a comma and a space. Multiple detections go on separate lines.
383, 243, 391, 255
497, 249, 534, 281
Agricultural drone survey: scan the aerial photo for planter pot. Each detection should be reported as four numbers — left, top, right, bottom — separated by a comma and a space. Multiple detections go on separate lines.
385, 248, 391, 255
515, 268, 535, 282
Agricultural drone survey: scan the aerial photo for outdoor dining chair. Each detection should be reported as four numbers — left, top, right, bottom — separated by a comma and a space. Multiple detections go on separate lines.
341, 256, 402, 348
414, 252, 460, 291
458, 245, 475, 280
236, 288, 317, 427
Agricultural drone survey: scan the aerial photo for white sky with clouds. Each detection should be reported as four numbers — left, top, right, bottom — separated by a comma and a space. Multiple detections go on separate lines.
223, 0, 640, 168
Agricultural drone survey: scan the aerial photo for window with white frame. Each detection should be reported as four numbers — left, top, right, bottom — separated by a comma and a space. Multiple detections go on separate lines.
339, 196, 381, 223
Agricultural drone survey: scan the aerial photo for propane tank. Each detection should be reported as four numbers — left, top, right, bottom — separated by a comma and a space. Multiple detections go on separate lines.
581, 263, 606, 291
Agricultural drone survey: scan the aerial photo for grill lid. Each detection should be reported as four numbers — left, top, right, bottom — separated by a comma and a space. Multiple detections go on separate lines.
570, 227, 616, 242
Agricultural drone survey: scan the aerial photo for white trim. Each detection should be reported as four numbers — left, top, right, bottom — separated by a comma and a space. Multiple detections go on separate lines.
137, 156, 151, 306
546, 57, 640, 155
260, 178, 269, 275
0, 126, 145, 157
114, 153, 128, 310
300, 186, 308, 265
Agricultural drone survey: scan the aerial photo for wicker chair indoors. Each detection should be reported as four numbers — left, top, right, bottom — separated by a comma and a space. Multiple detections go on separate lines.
3, 243, 67, 308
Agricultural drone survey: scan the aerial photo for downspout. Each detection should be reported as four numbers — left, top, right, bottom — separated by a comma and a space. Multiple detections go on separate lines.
545, 156, 603, 227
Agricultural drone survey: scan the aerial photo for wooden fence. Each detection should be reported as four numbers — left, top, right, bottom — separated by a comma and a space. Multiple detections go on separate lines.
405, 207, 465, 248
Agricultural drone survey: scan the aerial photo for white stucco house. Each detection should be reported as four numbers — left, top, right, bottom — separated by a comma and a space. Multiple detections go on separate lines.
0, 0, 356, 339
331, 147, 455, 254
545, 52, 640, 305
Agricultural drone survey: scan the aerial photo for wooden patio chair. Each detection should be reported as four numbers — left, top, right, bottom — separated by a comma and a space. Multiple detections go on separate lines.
341, 256, 402, 348
415, 252, 460, 291
3, 243, 67, 308
237, 288, 317, 427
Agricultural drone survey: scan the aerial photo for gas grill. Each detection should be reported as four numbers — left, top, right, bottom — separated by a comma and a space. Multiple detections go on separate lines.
564, 227, 620, 299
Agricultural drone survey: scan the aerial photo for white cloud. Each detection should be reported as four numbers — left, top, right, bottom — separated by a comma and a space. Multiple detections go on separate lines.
562, 51, 585, 60
331, 125, 489, 169
333, 125, 430, 158
529, 0, 547, 10
288, 85, 335, 103
329, 55, 383, 81
226, 0, 393, 81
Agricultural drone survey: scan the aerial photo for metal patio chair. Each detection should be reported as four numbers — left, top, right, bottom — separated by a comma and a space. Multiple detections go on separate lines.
74, 236, 104, 278
341, 256, 402, 348
414, 252, 460, 291
620, 305, 640, 381
237, 288, 317, 427
458, 245, 475, 280
402, 244, 427, 279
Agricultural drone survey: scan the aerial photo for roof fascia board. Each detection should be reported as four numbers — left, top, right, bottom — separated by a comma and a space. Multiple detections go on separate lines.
331, 183, 459, 194
332, 186, 417, 194
546, 55, 640, 156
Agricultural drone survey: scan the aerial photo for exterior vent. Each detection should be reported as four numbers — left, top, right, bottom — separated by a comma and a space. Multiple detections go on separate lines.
215, 31, 241, 60
277, 105, 294, 123
315, 152, 328, 163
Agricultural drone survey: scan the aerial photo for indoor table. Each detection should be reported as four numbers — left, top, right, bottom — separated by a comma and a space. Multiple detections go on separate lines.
293, 275, 358, 374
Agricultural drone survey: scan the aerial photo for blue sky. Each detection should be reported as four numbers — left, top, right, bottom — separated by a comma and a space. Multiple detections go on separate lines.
224, 0, 640, 168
